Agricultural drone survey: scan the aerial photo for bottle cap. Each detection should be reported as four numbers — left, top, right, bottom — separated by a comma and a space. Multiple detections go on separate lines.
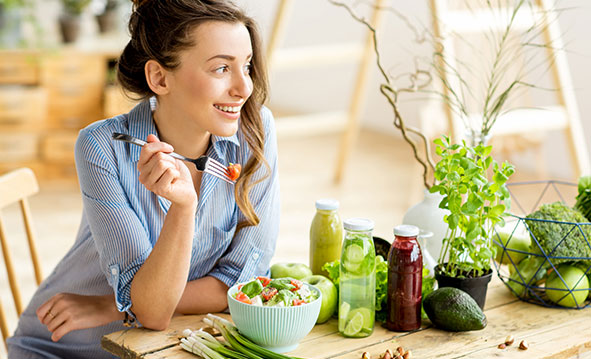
315, 199, 339, 210
393, 224, 419, 237
344, 218, 374, 231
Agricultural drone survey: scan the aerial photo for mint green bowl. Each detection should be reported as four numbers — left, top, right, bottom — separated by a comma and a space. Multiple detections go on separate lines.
227, 283, 322, 353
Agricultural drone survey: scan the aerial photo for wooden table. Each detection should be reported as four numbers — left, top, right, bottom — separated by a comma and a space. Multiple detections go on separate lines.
101, 276, 591, 358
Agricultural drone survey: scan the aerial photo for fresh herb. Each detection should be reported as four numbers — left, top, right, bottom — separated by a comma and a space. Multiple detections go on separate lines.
575, 176, 591, 222
526, 202, 591, 266
430, 135, 515, 278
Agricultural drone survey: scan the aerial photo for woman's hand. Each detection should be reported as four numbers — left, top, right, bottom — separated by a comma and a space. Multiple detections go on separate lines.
137, 134, 197, 208
36, 293, 123, 342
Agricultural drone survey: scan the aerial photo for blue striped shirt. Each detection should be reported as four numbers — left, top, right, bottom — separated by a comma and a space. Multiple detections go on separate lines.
7, 99, 280, 359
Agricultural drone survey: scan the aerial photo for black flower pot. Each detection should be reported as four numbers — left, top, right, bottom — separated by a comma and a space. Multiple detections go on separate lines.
59, 14, 81, 44
434, 264, 493, 309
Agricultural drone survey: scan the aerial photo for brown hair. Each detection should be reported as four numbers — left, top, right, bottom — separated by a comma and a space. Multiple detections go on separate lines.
118, 0, 270, 229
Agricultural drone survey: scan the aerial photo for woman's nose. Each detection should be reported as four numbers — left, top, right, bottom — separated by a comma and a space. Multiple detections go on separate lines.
230, 72, 252, 99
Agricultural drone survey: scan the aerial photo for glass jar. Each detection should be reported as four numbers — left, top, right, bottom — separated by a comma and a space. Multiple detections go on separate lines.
309, 199, 343, 276
386, 224, 422, 331
339, 218, 376, 338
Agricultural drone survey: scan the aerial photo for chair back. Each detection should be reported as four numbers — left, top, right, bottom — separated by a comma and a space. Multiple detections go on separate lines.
0, 168, 42, 348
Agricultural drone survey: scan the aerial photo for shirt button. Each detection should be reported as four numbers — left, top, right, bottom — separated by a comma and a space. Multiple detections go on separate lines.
252, 253, 260, 260
111, 268, 117, 275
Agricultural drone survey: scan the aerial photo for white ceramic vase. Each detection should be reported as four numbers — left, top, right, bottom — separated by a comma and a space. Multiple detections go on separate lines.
402, 189, 449, 269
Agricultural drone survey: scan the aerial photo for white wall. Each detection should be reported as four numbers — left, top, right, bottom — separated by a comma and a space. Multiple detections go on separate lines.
239, 0, 591, 179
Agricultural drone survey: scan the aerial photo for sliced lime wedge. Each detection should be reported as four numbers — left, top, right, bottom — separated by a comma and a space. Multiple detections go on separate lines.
344, 244, 364, 263
348, 307, 373, 330
343, 311, 364, 336
338, 301, 351, 332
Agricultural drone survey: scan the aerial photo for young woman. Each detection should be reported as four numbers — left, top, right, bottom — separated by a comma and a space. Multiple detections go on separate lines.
7, 1, 279, 357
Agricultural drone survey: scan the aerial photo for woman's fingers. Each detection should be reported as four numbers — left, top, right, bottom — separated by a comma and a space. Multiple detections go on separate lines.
36, 293, 60, 324
137, 134, 174, 169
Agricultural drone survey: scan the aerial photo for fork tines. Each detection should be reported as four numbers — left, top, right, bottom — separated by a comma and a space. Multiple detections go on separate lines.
205, 158, 234, 184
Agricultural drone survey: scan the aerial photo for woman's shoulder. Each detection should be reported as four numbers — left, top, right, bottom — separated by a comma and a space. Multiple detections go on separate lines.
77, 114, 128, 150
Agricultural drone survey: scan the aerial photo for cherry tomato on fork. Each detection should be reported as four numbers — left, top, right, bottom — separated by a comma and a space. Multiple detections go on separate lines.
227, 163, 242, 181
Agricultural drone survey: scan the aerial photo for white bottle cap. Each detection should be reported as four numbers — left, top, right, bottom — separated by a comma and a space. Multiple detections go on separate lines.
315, 199, 339, 210
393, 224, 419, 237
344, 218, 374, 231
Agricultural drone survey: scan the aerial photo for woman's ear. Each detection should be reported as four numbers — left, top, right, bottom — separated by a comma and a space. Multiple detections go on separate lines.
145, 60, 170, 95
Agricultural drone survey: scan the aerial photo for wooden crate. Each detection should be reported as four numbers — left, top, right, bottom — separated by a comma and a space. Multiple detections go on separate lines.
0, 87, 46, 129
0, 133, 39, 163
41, 132, 77, 163
104, 85, 138, 118
0, 51, 40, 85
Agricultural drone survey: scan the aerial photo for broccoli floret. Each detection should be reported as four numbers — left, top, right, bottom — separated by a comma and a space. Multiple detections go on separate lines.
526, 202, 591, 266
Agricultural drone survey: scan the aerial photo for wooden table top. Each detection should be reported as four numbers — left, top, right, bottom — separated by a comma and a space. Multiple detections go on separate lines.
101, 276, 591, 359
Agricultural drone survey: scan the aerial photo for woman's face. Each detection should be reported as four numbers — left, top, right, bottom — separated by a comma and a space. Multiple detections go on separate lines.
167, 21, 253, 137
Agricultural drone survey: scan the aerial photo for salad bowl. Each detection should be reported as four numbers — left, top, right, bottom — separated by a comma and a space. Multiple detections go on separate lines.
227, 278, 322, 353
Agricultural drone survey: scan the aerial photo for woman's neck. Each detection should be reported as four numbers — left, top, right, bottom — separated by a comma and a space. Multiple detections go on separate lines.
152, 101, 210, 159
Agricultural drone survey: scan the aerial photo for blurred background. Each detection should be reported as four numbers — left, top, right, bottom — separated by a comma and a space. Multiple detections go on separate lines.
0, 0, 590, 354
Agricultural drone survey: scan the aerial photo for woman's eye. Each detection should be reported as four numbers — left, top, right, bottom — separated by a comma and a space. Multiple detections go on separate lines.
214, 65, 228, 74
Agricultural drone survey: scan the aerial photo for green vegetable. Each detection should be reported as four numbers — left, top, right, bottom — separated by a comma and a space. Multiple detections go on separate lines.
202, 314, 303, 359
241, 280, 263, 298
421, 267, 436, 320
423, 287, 487, 332
575, 176, 591, 222
268, 278, 295, 291
526, 202, 591, 266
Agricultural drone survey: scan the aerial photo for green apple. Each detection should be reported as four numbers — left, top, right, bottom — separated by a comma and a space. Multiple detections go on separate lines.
494, 225, 531, 266
546, 264, 589, 308
302, 275, 338, 324
270, 262, 313, 280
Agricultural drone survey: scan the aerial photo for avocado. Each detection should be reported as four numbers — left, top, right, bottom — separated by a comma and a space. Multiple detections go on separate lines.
423, 287, 487, 331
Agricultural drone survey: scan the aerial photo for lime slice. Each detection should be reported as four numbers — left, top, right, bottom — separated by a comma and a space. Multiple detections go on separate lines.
344, 244, 364, 263
343, 311, 364, 336
338, 301, 351, 332
348, 307, 373, 330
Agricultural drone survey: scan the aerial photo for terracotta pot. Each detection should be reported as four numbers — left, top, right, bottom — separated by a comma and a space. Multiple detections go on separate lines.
96, 9, 117, 33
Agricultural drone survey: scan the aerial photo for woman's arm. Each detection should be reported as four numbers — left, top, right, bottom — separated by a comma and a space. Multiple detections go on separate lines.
175, 276, 229, 314
128, 134, 198, 330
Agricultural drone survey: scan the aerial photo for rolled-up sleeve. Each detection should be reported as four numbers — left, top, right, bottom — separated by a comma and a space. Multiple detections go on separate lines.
208, 108, 280, 287
75, 126, 152, 318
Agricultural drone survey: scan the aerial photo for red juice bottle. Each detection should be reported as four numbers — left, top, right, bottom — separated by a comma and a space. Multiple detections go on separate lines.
386, 224, 422, 331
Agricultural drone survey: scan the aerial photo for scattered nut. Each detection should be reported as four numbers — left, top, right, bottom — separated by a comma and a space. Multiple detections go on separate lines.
362, 352, 371, 359
505, 335, 515, 346
396, 347, 404, 355
497, 343, 506, 349
403, 350, 412, 359
519, 340, 529, 350
382, 349, 393, 359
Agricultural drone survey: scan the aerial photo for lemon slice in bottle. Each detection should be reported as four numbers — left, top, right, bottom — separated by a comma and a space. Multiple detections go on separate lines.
348, 307, 373, 331
343, 311, 364, 337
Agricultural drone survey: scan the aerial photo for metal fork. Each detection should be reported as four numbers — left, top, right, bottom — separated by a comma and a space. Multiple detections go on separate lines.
111, 132, 235, 184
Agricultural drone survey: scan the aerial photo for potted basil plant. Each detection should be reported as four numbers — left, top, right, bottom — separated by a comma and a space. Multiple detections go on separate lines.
429, 135, 515, 308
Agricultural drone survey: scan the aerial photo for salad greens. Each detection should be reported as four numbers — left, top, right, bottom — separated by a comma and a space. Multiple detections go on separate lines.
233, 276, 318, 307
323, 255, 435, 321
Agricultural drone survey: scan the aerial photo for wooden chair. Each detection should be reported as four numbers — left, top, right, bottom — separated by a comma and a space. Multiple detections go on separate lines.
0, 168, 43, 348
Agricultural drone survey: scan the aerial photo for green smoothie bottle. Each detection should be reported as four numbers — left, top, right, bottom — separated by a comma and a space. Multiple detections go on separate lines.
339, 218, 376, 338
309, 199, 343, 277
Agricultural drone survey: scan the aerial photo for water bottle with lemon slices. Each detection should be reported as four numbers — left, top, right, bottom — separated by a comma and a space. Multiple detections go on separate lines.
338, 218, 376, 338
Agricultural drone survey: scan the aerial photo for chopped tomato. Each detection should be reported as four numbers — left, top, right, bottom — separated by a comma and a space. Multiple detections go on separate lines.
235, 291, 251, 304
227, 163, 242, 181
261, 287, 278, 301
257, 276, 271, 287
290, 279, 303, 292
237, 284, 244, 291
292, 299, 306, 306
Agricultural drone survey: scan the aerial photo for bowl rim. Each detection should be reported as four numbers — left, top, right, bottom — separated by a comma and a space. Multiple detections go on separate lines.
227, 281, 322, 309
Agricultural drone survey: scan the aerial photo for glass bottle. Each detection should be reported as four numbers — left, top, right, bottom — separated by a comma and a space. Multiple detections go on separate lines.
309, 199, 343, 277
339, 218, 376, 338
386, 224, 422, 331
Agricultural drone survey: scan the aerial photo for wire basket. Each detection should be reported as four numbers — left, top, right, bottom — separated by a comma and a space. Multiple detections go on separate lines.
492, 180, 591, 309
